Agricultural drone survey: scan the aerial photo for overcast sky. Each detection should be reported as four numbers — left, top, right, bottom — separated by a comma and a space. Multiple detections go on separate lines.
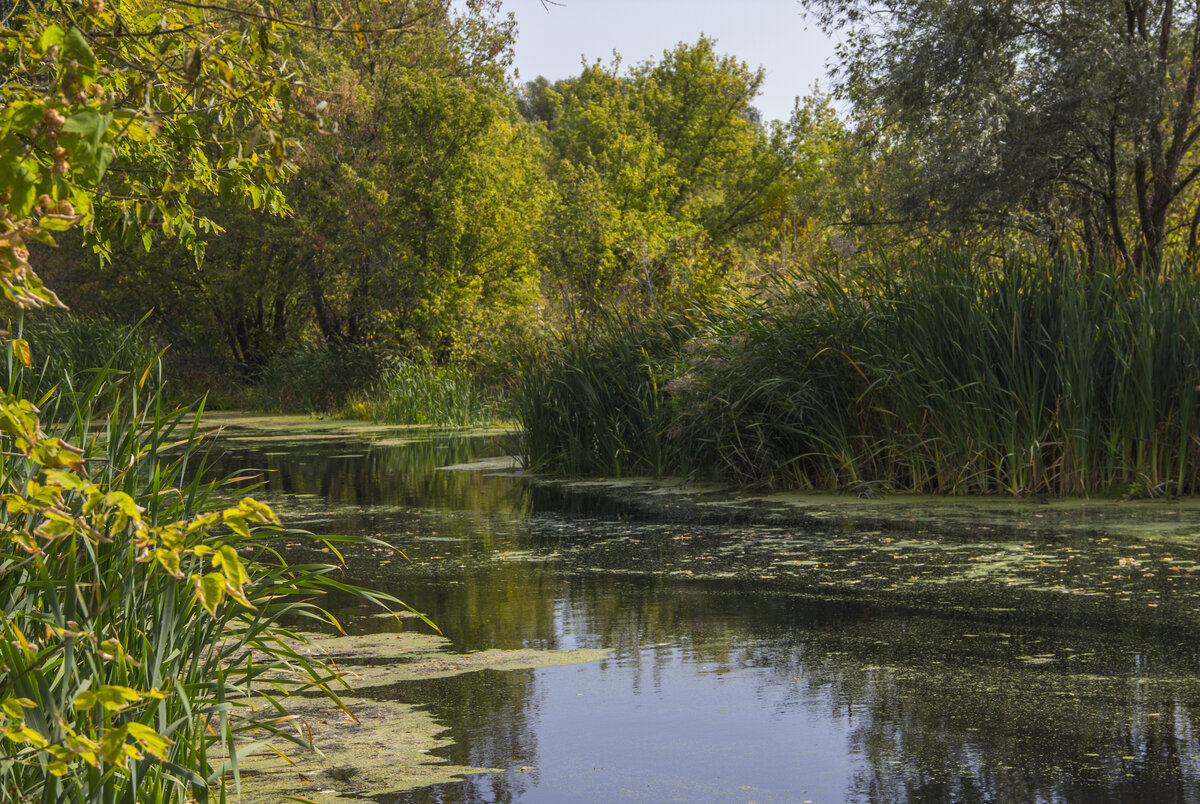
500, 0, 839, 123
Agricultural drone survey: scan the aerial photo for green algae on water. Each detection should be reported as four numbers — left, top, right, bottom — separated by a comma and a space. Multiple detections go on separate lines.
234, 629, 608, 801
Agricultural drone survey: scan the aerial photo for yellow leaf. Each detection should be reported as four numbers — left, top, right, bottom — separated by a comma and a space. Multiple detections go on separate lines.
193, 571, 226, 616
155, 548, 183, 579
12, 338, 30, 368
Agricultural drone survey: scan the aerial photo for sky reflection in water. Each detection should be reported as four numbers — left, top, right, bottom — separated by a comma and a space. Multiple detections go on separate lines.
209, 417, 1200, 803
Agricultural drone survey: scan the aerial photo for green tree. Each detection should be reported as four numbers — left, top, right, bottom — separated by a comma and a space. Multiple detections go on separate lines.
294, 68, 547, 360
74, 0, 548, 375
811, 0, 1200, 270
0, 0, 402, 798
537, 37, 801, 319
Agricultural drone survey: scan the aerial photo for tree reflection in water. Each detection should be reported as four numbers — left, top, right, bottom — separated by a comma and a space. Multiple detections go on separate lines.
210, 418, 1200, 803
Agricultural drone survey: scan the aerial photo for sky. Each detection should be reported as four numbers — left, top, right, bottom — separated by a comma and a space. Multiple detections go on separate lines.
500, 0, 840, 123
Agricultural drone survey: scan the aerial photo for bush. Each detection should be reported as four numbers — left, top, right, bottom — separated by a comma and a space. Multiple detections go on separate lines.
0, 335, 400, 799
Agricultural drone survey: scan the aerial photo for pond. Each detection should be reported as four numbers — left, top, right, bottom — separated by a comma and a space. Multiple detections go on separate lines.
209, 414, 1200, 803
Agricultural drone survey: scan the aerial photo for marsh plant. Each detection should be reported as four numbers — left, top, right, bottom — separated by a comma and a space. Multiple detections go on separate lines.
0, 334, 400, 800
517, 252, 1200, 496
6, 313, 160, 408
514, 311, 700, 476
343, 357, 494, 426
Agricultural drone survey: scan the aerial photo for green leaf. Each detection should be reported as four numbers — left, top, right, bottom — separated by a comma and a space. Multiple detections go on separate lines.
38, 216, 78, 232
83, 144, 114, 183
63, 27, 97, 69
218, 175, 237, 204
36, 25, 66, 55
103, 491, 143, 520
61, 110, 112, 164
194, 572, 226, 616
98, 725, 135, 766
8, 102, 46, 134
74, 685, 139, 712
0, 159, 38, 217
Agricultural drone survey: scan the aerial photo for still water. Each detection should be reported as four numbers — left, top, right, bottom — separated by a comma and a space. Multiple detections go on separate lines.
211, 415, 1200, 803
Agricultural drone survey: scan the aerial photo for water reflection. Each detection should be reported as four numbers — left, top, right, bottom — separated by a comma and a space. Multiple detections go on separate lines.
209, 417, 1200, 803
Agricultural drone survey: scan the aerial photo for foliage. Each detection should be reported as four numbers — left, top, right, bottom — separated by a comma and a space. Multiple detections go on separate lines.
0, 0, 297, 289
0, 0, 418, 798
245, 341, 388, 413
4, 311, 160, 406
25, 28, 869, 381
810, 0, 1200, 270
517, 251, 1200, 496
0, 359, 390, 799
532, 38, 804, 323
71, 0, 548, 376
343, 357, 495, 426
514, 312, 699, 476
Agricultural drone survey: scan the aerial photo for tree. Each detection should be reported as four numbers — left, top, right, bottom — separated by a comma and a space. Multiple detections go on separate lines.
536, 37, 801, 318
289, 65, 548, 361
52, 0, 548, 374
0, 0, 409, 797
811, 0, 1200, 270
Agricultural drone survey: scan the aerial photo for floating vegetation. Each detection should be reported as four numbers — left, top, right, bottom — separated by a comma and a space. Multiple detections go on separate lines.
236, 629, 608, 801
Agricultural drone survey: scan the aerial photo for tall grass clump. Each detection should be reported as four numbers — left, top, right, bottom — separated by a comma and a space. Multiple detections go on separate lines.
342, 357, 495, 425
6, 312, 161, 407
0, 331, 401, 799
517, 251, 1200, 496
515, 311, 700, 476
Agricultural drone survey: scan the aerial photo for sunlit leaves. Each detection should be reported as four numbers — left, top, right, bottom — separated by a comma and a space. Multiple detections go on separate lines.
0, 0, 304, 308
73, 685, 139, 713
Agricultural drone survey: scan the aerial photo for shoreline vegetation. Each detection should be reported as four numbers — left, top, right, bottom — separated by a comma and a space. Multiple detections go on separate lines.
515, 252, 1200, 498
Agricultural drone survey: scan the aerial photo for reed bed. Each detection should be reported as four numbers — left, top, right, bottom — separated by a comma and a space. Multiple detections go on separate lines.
0, 325, 401, 800
342, 358, 495, 426
516, 253, 1200, 496
514, 312, 699, 476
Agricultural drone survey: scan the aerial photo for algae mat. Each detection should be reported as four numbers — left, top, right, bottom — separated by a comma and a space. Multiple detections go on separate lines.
234, 630, 607, 802
202, 411, 510, 446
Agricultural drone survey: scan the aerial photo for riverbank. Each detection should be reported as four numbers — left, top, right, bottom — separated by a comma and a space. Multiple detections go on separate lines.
515, 254, 1200, 496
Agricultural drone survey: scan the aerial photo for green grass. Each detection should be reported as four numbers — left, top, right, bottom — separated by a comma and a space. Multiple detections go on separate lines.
342, 358, 497, 426
514, 311, 700, 476
515, 252, 1200, 496
0, 319, 407, 800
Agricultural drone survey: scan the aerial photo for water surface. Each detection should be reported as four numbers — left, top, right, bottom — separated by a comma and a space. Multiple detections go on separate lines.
210, 414, 1200, 803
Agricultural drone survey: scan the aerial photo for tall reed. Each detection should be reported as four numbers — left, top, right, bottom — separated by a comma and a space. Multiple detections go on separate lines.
0, 323, 403, 800
515, 252, 1200, 496
515, 312, 699, 476
342, 357, 494, 426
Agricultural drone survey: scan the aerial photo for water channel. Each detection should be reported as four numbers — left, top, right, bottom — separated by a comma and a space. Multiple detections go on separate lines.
210, 414, 1200, 803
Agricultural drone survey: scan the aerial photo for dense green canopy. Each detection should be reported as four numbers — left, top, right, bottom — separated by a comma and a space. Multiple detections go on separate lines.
811, 0, 1200, 270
